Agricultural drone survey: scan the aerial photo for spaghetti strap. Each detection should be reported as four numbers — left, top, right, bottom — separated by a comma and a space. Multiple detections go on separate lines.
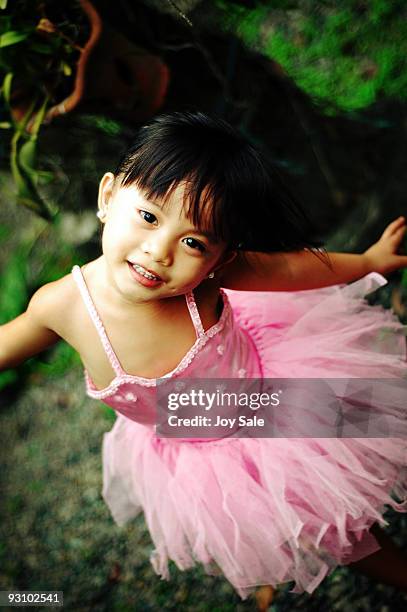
71, 265, 125, 377
185, 290, 205, 339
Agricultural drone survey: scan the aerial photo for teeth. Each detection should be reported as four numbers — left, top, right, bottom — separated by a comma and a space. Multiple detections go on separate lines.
133, 264, 159, 280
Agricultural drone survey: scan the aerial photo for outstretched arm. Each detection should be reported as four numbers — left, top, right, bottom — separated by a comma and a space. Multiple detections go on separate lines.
220, 217, 407, 291
0, 283, 62, 371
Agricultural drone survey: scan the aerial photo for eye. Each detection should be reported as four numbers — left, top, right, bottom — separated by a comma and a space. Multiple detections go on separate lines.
138, 209, 157, 224
183, 237, 206, 252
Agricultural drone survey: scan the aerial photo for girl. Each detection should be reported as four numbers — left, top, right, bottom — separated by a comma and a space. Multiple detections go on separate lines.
1, 111, 407, 609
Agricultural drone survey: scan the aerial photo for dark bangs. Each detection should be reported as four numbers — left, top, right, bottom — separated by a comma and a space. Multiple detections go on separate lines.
114, 112, 323, 253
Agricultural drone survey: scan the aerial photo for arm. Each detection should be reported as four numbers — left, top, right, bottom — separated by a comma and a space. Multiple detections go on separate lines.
0, 283, 62, 371
220, 217, 407, 291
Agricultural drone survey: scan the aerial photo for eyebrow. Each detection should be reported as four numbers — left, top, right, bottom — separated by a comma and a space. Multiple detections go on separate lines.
143, 198, 218, 244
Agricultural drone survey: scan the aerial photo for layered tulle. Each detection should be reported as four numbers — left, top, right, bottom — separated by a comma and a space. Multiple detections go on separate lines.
226, 272, 407, 379
101, 273, 407, 599
103, 419, 407, 598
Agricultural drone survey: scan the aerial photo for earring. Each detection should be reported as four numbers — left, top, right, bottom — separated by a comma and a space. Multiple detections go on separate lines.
96, 210, 106, 220
207, 272, 215, 279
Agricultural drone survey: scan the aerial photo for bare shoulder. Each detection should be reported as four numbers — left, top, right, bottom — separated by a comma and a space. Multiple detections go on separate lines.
28, 271, 81, 338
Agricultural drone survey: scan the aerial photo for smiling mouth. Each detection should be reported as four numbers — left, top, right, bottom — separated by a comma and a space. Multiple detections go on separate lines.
129, 262, 162, 281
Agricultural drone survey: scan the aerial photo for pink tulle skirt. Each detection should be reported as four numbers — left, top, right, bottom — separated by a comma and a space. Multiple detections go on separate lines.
102, 273, 407, 599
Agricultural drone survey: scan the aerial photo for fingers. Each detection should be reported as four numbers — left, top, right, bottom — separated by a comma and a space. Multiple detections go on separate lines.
391, 225, 407, 250
392, 223, 407, 238
382, 216, 406, 239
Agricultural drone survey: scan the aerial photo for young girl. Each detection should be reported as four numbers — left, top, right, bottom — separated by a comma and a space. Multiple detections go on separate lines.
1, 111, 407, 608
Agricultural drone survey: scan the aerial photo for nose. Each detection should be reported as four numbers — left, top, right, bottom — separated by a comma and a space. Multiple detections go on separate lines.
141, 233, 173, 266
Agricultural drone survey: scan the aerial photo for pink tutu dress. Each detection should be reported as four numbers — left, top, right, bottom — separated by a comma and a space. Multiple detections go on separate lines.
71, 265, 407, 599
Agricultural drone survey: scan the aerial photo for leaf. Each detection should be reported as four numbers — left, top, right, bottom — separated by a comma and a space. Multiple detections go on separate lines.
10, 147, 35, 201
30, 42, 54, 54
36, 170, 54, 185
18, 139, 38, 185
61, 61, 72, 76
28, 95, 49, 137
0, 30, 29, 48
0, 121, 11, 128
1, 72, 12, 107
10, 150, 44, 217
13, 96, 37, 137
16, 97, 49, 188
0, 1, 8, 10
11, 123, 39, 207
8, 97, 54, 219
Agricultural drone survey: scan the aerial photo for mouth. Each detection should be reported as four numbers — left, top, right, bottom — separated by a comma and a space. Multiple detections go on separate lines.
127, 261, 164, 287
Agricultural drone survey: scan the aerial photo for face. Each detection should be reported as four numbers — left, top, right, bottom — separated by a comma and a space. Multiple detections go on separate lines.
98, 173, 233, 304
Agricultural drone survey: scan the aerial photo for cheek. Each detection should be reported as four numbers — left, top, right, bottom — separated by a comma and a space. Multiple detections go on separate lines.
171, 256, 206, 283
104, 218, 133, 246
102, 226, 117, 251
187, 264, 215, 288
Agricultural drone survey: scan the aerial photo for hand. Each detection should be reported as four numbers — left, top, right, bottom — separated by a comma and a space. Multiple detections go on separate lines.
363, 216, 407, 275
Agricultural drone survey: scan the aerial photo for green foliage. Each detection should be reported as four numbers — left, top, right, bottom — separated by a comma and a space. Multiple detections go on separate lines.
0, 226, 85, 391
0, 222, 11, 245
79, 114, 123, 136
99, 404, 117, 423
0, 240, 30, 390
0, 29, 29, 47
35, 341, 81, 379
216, 0, 407, 114
0, 2, 78, 89
0, 1, 85, 218
5, 81, 55, 220
0, 241, 31, 324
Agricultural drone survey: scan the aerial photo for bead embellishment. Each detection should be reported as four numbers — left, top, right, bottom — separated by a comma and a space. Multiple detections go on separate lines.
125, 392, 137, 401
217, 344, 224, 355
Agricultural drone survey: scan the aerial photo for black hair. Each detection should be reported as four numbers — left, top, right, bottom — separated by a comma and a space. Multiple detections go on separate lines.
114, 111, 324, 254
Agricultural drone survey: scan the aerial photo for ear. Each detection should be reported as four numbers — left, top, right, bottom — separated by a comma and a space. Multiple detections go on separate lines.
97, 172, 115, 222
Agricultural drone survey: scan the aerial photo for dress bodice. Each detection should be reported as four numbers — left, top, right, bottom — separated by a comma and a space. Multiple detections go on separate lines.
71, 266, 262, 427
